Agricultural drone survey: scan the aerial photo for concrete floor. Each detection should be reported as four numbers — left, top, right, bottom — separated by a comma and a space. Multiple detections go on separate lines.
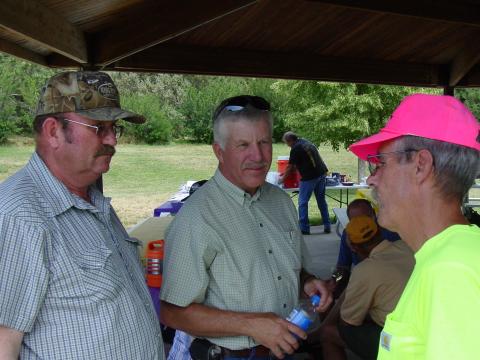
300, 225, 362, 360
302, 224, 342, 280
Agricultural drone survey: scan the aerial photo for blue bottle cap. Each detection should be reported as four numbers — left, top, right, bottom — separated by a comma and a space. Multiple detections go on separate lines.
311, 294, 321, 306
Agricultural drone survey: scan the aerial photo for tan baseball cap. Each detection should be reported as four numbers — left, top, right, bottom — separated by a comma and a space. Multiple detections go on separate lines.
35, 71, 145, 123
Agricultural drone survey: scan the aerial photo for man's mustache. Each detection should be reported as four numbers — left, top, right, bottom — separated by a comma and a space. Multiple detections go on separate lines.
242, 161, 269, 170
95, 145, 116, 157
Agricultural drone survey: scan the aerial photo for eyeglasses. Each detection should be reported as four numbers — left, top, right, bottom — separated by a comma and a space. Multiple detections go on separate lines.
367, 149, 418, 175
213, 95, 271, 120
63, 118, 124, 140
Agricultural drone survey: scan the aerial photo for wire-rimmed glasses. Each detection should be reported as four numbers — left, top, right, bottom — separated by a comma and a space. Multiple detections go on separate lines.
366, 149, 418, 175
64, 118, 124, 140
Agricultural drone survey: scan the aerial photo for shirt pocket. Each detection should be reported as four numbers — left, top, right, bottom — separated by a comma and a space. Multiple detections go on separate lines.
379, 317, 423, 358
73, 246, 124, 302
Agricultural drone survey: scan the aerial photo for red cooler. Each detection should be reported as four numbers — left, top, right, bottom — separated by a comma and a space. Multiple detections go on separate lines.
277, 156, 300, 188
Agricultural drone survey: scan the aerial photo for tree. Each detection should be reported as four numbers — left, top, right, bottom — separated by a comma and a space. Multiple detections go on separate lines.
0, 53, 53, 142
271, 81, 439, 150
456, 88, 480, 119
245, 77, 288, 141
180, 76, 250, 143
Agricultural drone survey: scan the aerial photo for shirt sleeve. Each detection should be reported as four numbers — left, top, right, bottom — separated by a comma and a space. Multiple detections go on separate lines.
289, 147, 299, 165
340, 262, 374, 326
336, 231, 352, 269
0, 214, 49, 332
160, 209, 218, 307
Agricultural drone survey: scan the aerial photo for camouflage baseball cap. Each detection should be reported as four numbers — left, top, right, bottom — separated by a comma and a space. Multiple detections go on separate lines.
35, 71, 145, 123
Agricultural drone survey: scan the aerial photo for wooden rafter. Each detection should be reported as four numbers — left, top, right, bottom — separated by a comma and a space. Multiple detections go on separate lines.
449, 33, 480, 86
91, 0, 257, 67
308, 0, 480, 26
111, 45, 447, 87
0, 0, 87, 63
0, 38, 46, 66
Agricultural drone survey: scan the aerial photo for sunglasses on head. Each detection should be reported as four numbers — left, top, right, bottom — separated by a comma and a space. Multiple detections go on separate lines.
213, 95, 270, 120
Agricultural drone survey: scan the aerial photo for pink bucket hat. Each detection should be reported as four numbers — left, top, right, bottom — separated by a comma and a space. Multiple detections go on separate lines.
349, 94, 480, 160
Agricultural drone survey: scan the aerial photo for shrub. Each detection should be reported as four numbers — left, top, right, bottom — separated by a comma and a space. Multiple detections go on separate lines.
121, 94, 173, 144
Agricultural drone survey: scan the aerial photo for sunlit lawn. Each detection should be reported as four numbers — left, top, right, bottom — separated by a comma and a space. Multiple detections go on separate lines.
2, 139, 476, 229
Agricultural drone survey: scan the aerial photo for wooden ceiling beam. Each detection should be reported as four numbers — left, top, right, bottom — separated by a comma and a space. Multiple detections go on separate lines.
109, 45, 447, 87
449, 34, 480, 86
0, 0, 87, 63
457, 65, 480, 88
308, 0, 480, 26
0, 38, 47, 66
91, 0, 257, 67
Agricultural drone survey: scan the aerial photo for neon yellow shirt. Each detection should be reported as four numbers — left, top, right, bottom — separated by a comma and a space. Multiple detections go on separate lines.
377, 224, 480, 360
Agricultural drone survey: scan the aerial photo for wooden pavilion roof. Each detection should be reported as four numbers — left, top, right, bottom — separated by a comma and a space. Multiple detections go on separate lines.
2, 0, 480, 88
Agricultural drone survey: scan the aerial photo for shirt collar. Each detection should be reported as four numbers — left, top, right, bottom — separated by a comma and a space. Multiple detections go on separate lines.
27, 152, 109, 217
369, 239, 390, 257
212, 168, 264, 206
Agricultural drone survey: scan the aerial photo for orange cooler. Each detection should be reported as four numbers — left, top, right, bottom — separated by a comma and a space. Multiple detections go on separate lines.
277, 156, 300, 188
146, 240, 164, 287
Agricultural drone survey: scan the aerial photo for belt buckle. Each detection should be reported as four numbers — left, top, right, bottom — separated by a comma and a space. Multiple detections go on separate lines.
209, 344, 222, 360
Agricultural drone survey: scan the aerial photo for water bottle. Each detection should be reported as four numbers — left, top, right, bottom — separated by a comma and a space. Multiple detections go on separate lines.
286, 295, 321, 331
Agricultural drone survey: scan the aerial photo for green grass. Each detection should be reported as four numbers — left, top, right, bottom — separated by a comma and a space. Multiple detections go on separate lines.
2, 140, 478, 229
0, 140, 361, 228
105, 142, 362, 227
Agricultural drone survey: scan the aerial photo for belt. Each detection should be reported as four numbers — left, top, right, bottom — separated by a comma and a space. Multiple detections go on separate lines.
221, 345, 271, 358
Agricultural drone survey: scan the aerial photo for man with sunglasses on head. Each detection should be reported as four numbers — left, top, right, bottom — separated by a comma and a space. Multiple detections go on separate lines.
349, 94, 480, 360
0, 71, 165, 359
160, 95, 332, 360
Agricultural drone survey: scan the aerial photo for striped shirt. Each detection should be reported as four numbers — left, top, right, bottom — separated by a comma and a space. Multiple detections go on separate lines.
161, 169, 303, 350
167, 331, 193, 360
0, 152, 165, 359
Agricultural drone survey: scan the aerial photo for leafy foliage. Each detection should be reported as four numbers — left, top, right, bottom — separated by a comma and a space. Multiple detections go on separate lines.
456, 88, 480, 119
121, 94, 175, 144
179, 76, 249, 143
271, 81, 440, 150
0, 54, 53, 142
0, 52, 455, 150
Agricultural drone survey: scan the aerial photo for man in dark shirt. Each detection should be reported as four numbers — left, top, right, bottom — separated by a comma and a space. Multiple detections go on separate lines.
279, 131, 331, 235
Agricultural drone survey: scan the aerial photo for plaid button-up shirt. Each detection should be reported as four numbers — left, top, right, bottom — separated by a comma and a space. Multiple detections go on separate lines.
0, 152, 164, 359
161, 169, 303, 350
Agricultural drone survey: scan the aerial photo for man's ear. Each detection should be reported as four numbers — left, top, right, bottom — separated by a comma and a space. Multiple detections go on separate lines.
42, 117, 62, 148
415, 149, 434, 184
212, 142, 224, 164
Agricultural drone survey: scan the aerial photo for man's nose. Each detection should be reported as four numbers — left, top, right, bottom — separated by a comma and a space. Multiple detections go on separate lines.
249, 143, 264, 161
102, 128, 117, 146
366, 173, 376, 187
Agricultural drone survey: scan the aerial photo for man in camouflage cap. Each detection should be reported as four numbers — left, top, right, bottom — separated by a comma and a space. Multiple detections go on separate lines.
0, 71, 165, 359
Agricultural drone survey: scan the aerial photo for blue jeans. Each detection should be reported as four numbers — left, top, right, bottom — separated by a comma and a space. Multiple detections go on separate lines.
298, 175, 330, 233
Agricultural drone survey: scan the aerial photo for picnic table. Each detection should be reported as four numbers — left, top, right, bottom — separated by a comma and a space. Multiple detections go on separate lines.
280, 182, 369, 207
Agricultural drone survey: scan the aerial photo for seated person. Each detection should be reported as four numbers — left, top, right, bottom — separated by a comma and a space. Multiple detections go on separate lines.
330, 199, 400, 297
320, 216, 415, 360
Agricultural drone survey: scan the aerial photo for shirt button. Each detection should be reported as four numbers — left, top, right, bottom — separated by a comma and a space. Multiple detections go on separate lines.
259, 223, 263, 227
283, 304, 287, 308
278, 276, 282, 280
268, 249, 273, 254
